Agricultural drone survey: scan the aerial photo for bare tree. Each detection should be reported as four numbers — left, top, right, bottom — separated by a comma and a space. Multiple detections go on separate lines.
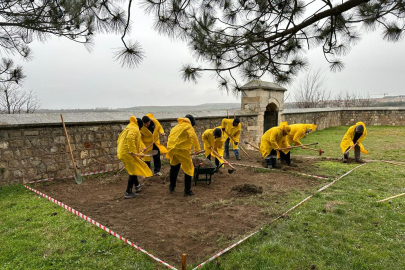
0, 83, 41, 114
293, 69, 331, 108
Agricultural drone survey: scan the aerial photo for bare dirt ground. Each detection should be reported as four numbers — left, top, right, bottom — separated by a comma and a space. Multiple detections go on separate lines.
32, 150, 326, 267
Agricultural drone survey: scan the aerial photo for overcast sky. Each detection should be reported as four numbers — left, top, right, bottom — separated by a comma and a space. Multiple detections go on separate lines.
14, 4, 405, 110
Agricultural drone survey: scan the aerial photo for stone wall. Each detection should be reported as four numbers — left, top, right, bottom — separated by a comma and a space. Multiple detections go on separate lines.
0, 115, 258, 186
1, 107, 405, 186
281, 107, 405, 130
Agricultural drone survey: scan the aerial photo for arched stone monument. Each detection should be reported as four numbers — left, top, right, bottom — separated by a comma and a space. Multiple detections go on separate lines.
240, 80, 287, 142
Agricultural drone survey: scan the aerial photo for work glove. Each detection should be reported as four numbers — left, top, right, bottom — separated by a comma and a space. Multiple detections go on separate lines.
222, 128, 225, 131
234, 142, 238, 145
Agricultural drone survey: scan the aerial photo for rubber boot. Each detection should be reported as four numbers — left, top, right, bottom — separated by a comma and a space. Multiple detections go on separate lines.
234, 149, 241, 160
354, 145, 362, 163
343, 147, 349, 163
271, 158, 279, 169
169, 164, 180, 193
184, 174, 194, 196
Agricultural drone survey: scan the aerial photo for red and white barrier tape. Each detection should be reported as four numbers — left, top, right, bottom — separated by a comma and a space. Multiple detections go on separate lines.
24, 185, 178, 270
192, 163, 367, 269
192, 231, 258, 269
28, 167, 121, 184
231, 163, 328, 180
294, 172, 328, 180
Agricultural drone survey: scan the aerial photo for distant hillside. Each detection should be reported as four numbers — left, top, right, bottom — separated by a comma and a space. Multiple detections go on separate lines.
120, 103, 241, 112
38, 103, 241, 113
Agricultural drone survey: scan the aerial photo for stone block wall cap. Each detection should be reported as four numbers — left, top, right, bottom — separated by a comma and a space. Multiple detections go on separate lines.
240, 80, 287, 91
0, 110, 259, 127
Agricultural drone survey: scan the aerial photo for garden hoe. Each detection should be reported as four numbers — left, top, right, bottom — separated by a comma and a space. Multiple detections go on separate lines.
60, 114, 83, 184
211, 148, 236, 174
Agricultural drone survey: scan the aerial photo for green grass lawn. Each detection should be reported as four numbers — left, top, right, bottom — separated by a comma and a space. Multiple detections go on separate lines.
292, 125, 405, 162
1, 126, 405, 270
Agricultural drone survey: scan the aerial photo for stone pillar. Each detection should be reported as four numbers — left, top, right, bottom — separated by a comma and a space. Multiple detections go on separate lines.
240, 80, 287, 144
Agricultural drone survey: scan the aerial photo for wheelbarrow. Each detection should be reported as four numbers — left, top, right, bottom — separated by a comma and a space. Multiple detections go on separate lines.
193, 160, 224, 186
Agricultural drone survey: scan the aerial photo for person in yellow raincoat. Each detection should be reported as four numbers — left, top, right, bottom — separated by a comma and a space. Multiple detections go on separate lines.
340, 122, 368, 163
259, 123, 292, 169
166, 114, 201, 196
287, 124, 317, 146
117, 116, 153, 199
221, 118, 241, 160
202, 127, 225, 168
140, 114, 168, 176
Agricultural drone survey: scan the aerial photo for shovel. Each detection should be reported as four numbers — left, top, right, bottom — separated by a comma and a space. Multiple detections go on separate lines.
119, 150, 159, 173
60, 114, 83, 184
142, 136, 160, 153
244, 141, 260, 151
344, 142, 358, 155
211, 147, 236, 174
191, 150, 205, 156
132, 149, 159, 157
223, 130, 250, 158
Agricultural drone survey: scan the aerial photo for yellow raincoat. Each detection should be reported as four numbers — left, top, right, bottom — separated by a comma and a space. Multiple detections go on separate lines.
140, 113, 168, 162
202, 127, 225, 164
221, 118, 241, 150
260, 126, 290, 159
340, 122, 368, 154
287, 124, 317, 146
117, 116, 153, 177
166, 118, 201, 176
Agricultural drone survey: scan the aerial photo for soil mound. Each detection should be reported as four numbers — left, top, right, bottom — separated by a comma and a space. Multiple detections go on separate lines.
231, 184, 263, 195
192, 157, 215, 168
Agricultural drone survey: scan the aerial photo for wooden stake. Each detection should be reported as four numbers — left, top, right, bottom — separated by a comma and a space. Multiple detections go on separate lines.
182, 253, 187, 270
227, 110, 229, 118
377, 193, 405, 203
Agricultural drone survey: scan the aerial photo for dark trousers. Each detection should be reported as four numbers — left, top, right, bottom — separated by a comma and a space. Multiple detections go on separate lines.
207, 154, 220, 167
344, 145, 361, 161
145, 144, 161, 173
169, 163, 192, 193
279, 151, 291, 165
126, 175, 139, 193
224, 138, 239, 158
265, 149, 278, 167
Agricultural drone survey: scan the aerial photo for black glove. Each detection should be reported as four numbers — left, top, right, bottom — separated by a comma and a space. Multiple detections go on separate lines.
234, 142, 238, 145
221, 128, 225, 131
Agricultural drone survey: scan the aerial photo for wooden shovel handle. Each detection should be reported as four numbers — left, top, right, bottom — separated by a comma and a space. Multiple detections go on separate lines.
60, 114, 77, 172
223, 130, 250, 157
142, 136, 160, 153
344, 142, 358, 155
210, 147, 235, 170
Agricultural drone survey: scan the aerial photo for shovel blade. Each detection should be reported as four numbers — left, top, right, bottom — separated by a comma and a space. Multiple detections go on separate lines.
74, 172, 83, 184
228, 169, 235, 174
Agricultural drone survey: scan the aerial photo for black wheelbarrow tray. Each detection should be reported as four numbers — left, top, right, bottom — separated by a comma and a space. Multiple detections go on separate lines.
193, 161, 224, 185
